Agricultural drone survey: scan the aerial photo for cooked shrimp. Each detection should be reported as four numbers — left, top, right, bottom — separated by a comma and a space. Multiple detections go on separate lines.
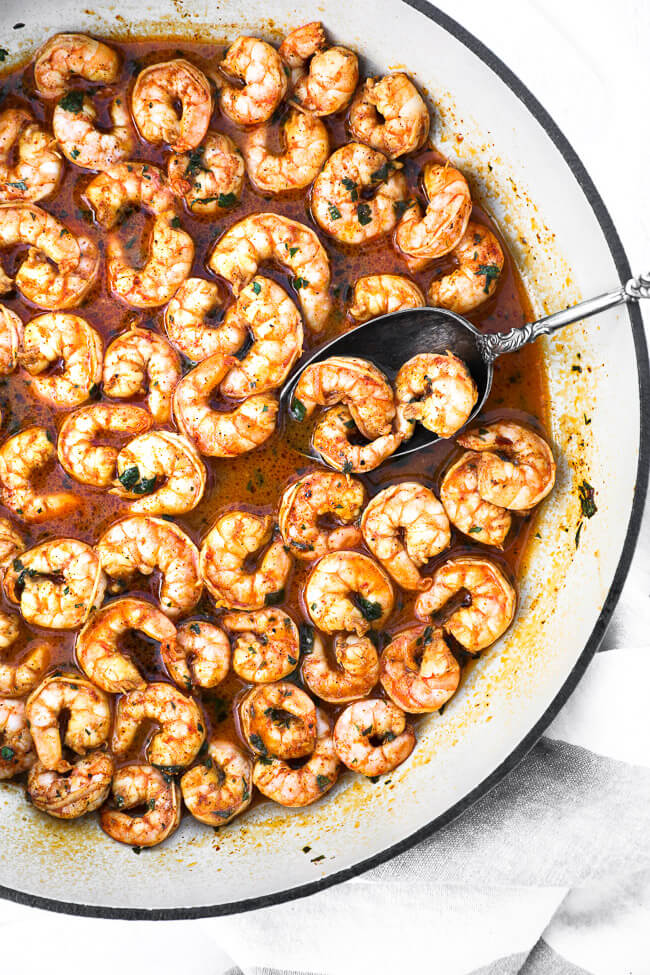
209, 212, 332, 332
361, 482, 450, 589
164, 277, 247, 362
0, 612, 19, 651
28, 752, 114, 819
279, 22, 327, 66
53, 93, 135, 171
84, 161, 177, 224
243, 108, 329, 193
19, 313, 103, 409
173, 353, 278, 457
112, 681, 205, 768
102, 326, 181, 423
312, 143, 408, 244
97, 516, 201, 619
57, 403, 152, 487
456, 421, 556, 510
292, 355, 395, 439
0, 639, 50, 697
168, 620, 230, 690
440, 451, 511, 547
348, 274, 425, 323
132, 59, 212, 151
200, 510, 291, 610
285, 25, 358, 117
0, 516, 23, 569
3, 538, 105, 629
415, 555, 516, 653
428, 221, 504, 313
381, 625, 460, 713
304, 550, 394, 635
0, 304, 22, 375
333, 699, 415, 776
395, 352, 477, 439
312, 404, 403, 474
181, 740, 253, 826
25, 674, 111, 772
240, 681, 316, 759
254, 708, 340, 807
302, 631, 379, 703
0, 108, 63, 202
278, 470, 366, 560
33, 33, 120, 98
101, 764, 181, 846
168, 131, 244, 217
223, 608, 299, 683
76, 597, 175, 693
111, 430, 206, 515
218, 37, 287, 125
349, 73, 429, 158
0, 426, 80, 522
0, 697, 35, 779
395, 163, 472, 265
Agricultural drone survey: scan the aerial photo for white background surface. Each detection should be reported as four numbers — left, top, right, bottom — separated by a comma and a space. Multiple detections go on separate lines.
1, 0, 649, 970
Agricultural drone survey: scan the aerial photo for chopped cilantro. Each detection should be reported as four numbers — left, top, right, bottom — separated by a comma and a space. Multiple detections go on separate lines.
577, 480, 597, 519
290, 397, 306, 421
476, 262, 500, 294
356, 202, 372, 226
59, 90, 84, 113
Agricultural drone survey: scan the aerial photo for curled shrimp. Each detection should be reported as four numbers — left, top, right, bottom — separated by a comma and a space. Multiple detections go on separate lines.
200, 510, 291, 610
112, 681, 205, 769
361, 482, 451, 589
0, 638, 50, 697
282, 24, 358, 117
101, 764, 181, 846
111, 430, 206, 516
102, 326, 181, 423
53, 93, 135, 171
279, 22, 328, 67
0, 304, 23, 374
76, 596, 175, 693
292, 355, 395, 439
415, 555, 517, 653
456, 421, 556, 510
428, 221, 504, 313
0, 698, 35, 779
0, 108, 63, 202
440, 451, 512, 547
333, 699, 415, 776
395, 352, 478, 439
349, 73, 430, 158
57, 403, 152, 487
254, 709, 340, 807
182, 740, 253, 826
19, 312, 103, 409
302, 631, 379, 703
312, 144, 408, 244
218, 37, 287, 125
132, 59, 212, 151
84, 161, 177, 224
173, 353, 278, 458
0, 516, 23, 569
348, 274, 425, 323
33, 33, 120, 98
304, 550, 394, 635
28, 752, 114, 819
25, 674, 111, 772
223, 608, 299, 683
381, 625, 460, 713
164, 277, 247, 362
168, 131, 244, 217
240, 681, 316, 759
209, 212, 332, 332
0, 426, 80, 523
168, 620, 230, 690
243, 108, 329, 193
395, 163, 472, 265
278, 470, 366, 560
312, 404, 403, 474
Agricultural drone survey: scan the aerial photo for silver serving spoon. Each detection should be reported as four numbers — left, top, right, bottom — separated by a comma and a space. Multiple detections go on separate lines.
283, 270, 650, 457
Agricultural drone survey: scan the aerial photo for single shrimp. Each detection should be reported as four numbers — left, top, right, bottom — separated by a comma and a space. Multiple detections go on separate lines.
254, 709, 340, 807
240, 681, 317, 759
112, 681, 206, 769
168, 620, 230, 690
222, 608, 299, 683
292, 355, 395, 439
132, 59, 212, 151
283, 24, 358, 117
428, 221, 504, 313
25, 674, 111, 772
200, 510, 291, 610
302, 631, 379, 703
76, 597, 175, 693
4, 538, 105, 630
102, 326, 181, 423
173, 353, 278, 457
361, 482, 451, 589
279, 22, 327, 67
19, 313, 103, 409
0, 426, 80, 522
333, 699, 415, 776
101, 764, 181, 846
440, 451, 512, 547
395, 163, 472, 265
304, 550, 394, 635
0, 697, 35, 779
168, 131, 244, 217
33, 33, 120, 98
415, 555, 517, 653
0, 108, 63, 202
395, 352, 478, 439
312, 404, 403, 474
28, 752, 114, 819
181, 740, 253, 826
164, 277, 247, 362
0, 639, 50, 697
380, 625, 460, 713
53, 93, 135, 171
348, 274, 425, 323
311, 143, 408, 244
278, 470, 366, 560
0, 516, 23, 569
57, 403, 152, 487
243, 108, 329, 193
208, 212, 332, 332
84, 161, 178, 224
349, 73, 430, 158
0, 304, 23, 374
111, 430, 207, 516
456, 421, 556, 510
218, 37, 287, 125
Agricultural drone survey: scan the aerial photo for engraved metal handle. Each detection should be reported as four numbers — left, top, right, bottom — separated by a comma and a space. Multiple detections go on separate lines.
476, 270, 650, 362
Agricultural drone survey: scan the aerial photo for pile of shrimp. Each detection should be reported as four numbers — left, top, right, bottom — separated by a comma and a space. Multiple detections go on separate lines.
0, 25, 556, 849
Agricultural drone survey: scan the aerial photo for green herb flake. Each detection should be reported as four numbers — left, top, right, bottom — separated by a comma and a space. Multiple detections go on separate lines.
293, 276, 309, 290
328, 203, 342, 221
59, 90, 85, 113
577, 480, 597, 519
356, 202, 372, 226
6, 179, 27, 191
189, 622, 201, 635
1, 746, 15, 760
0, 49, 8, 62
170, 216, 181, 228
476, 263, 500, 294
252, 280, 262, 295
357, 595, 382, 622
118, 465, 140, 491
218, 192, 237, 208
290, 397, 306, 422
264, 588, 285, 606
316, 774, 330, 791
468, 525, 483, 534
